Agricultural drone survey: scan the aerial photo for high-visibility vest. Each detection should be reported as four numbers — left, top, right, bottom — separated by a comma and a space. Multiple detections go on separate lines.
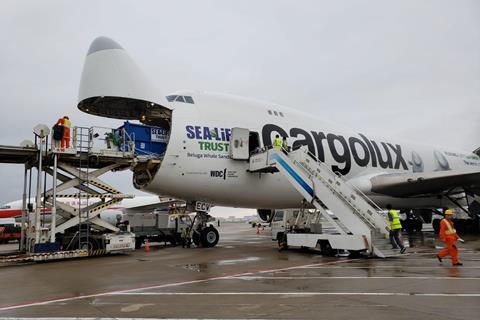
442, 219, 456, 235
273, 138, 282, 150
388, 209, 402, 230
63, 118, 71, 128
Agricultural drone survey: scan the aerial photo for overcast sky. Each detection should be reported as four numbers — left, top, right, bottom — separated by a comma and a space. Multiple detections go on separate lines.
0, 1, 479, 216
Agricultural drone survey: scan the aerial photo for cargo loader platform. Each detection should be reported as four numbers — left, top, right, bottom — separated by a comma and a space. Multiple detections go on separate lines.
0, 124, 148, 262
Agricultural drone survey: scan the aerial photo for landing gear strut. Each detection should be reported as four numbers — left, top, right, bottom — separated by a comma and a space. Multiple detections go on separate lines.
191, 211, 219, 248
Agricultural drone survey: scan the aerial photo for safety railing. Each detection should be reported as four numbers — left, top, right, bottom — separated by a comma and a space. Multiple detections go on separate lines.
290, 146, 387, 232
50, 125, 136, 157
87, 126, 135, 157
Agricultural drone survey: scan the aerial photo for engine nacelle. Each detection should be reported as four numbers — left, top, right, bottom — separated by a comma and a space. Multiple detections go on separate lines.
257, 209, 274, 222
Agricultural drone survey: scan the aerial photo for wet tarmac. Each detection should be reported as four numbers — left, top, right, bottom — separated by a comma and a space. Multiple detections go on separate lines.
0, 222, 480, 319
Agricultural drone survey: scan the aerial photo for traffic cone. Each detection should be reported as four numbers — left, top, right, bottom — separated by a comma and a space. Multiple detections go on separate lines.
145, 239, 150, 252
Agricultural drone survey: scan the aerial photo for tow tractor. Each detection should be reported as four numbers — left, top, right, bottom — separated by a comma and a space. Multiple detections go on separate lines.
125, 211, 192, 248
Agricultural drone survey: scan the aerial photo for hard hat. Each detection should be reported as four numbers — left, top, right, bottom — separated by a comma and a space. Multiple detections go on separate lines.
445, 209, 453, 215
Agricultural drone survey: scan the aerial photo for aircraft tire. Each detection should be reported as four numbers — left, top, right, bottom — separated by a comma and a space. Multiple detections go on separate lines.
200, 226, 219, 248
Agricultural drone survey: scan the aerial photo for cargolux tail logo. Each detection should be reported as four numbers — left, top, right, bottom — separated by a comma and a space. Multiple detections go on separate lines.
262, 124, 409, 175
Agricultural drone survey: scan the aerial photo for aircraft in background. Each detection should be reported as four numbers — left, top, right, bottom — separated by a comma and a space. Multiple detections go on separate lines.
75, 36, 480, 246
0, 196, 181, 226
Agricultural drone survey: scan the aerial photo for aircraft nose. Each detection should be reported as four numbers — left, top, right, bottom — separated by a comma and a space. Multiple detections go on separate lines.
87, 36, 123, 55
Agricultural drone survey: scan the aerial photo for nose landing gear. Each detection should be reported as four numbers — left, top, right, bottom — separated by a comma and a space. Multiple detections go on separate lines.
191, 211, 219, 248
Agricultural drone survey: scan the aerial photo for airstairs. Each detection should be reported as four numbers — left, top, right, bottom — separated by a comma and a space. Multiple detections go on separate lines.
249, 147, 400, 258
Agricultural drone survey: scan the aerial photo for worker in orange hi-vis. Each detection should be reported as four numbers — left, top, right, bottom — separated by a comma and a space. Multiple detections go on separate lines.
62, 116, 71, 149
437, 209, 464, 266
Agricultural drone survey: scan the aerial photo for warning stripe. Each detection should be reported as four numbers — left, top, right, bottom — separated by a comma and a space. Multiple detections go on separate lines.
89, 180, 120, 194
87, 199, 121, 214
88, 249, 107, 256
55, 194, 129, 199
1, 249, 88, 263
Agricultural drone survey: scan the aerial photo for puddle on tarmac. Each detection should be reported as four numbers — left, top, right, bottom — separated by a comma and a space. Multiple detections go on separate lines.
182, 263, 210, 272
178, 257, 262, 272
217, 256, 261, 265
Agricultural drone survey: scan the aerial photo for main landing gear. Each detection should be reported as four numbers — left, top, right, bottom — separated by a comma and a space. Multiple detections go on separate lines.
191, 211, 219, 248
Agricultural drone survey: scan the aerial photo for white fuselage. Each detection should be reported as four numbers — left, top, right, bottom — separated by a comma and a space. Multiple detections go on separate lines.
140, 91, 480, 209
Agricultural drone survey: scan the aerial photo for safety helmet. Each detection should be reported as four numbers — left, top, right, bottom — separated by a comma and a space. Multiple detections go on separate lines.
445, 209, 453, 215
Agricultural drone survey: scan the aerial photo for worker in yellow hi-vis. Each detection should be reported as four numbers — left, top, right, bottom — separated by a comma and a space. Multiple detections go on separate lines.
386, 204, 406, 254
273, 134, 282, 150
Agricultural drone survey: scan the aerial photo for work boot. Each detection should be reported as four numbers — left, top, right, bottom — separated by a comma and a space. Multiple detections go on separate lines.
453, 262, 463, 266
436, 255, 442, 263
400, 247, 406, 254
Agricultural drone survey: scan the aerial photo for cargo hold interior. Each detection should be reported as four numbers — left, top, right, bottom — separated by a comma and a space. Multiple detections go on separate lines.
78, 96, 172, 189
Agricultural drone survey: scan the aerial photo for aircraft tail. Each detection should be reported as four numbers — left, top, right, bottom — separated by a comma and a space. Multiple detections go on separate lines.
77, 36, 170, 119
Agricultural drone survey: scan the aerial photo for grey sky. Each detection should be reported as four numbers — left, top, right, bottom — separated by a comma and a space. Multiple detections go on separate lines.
0, 1, 479, 215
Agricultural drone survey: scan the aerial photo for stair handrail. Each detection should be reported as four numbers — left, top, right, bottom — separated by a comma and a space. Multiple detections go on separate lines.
335, 171, 384, 212
292, 156, 378, 231
295, 146, 384, 211
334, 170, 390, 235
290, 147, 384, 229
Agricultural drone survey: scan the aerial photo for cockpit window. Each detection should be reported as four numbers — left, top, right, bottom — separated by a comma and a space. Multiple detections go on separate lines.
166, 95, 177, 102
0, 205, 11, 209
166, 95, 195, 104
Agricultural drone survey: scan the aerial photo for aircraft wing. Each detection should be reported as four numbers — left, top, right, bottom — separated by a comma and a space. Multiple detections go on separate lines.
124, 197, 185, 214
369, 169, 480, 197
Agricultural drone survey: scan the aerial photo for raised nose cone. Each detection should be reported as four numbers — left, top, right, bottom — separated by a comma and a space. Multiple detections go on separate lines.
87, 36, 124, 55
78, 37, 170, 120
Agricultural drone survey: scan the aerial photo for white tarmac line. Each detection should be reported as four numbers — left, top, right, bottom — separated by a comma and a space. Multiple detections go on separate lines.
110, 292, 480, 297
0, 259, 354, 311
0, 318, 274, 320
232, 276, 480, 280
305, 266, 480, 269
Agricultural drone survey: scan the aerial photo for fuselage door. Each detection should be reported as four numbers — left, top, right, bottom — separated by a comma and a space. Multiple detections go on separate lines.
230, 127, 250, 160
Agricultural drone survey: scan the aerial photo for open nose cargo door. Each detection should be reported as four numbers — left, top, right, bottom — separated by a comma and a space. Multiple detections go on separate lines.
77, 36, 172, 126
77, 36, 172, 188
